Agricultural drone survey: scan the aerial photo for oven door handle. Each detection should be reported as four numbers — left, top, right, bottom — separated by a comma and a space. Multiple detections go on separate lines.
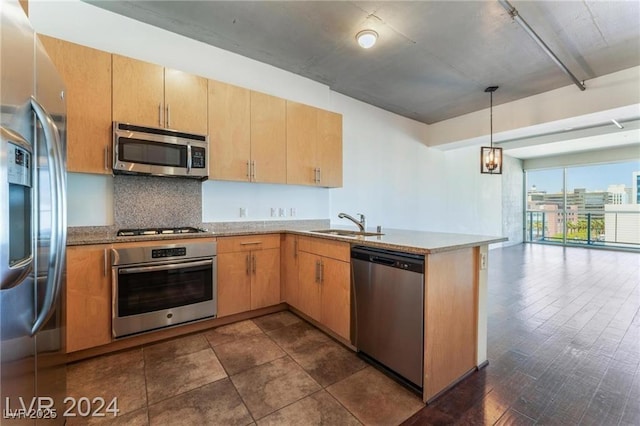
118, 259, 213, 275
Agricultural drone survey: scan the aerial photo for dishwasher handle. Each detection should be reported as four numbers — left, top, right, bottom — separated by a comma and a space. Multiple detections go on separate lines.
370, 256, 396, 266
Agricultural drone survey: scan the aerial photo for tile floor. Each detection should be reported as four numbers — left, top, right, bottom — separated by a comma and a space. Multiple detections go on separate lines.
66, 311, 424, 425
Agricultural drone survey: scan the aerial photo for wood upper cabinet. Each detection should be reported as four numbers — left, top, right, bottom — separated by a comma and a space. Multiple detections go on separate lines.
208, 80, 250, 181
216, 235, 281, 317
66, 245, 112, 353
317, 109, 343, 188
250, 91, 286, 183
19, 0, 28, 16
164, 68, 208, 134
286, 101, 317, 186
297, 236, 350, 340
112, 54, 163, 128
112, 54, 207, 134
40, 36, 112, 174
208, 82, 286, 183
286, 101, 343, 188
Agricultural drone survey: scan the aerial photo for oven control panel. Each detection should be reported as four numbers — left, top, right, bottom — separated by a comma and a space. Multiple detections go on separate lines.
152, 247, 186, 258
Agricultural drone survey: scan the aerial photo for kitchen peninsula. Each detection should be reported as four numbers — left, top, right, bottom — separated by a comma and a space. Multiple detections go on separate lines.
67, 223, 505, 403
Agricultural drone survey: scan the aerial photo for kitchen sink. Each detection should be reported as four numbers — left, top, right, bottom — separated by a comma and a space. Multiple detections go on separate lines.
311, 229, 384, 237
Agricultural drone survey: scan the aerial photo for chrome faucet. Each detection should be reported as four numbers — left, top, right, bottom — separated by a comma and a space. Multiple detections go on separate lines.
338, 212, 366, 232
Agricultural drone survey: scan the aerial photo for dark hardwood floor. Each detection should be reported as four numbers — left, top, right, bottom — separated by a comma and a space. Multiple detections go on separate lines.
404, 243, 640, 425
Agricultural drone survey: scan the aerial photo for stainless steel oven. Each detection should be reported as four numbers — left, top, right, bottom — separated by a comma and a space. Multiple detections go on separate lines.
111, 241, 216, 338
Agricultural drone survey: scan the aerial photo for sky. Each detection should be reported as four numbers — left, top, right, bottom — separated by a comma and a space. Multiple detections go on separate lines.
526, 160, 640, 193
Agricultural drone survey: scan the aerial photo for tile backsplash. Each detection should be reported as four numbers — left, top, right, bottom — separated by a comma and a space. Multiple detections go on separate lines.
114, 175, 201, 228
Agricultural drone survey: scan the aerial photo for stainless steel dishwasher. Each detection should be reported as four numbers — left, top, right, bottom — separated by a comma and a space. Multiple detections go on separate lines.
351, 246, 425, 391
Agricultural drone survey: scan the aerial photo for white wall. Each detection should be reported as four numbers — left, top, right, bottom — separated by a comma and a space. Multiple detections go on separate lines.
202, 181, 329, 222
328, 93, 447, 231
501, 155, 525, 246
66, 173, 114, 226
32, 0, 517, 239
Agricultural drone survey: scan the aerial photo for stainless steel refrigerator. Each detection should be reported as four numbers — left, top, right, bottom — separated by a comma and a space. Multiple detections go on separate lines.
1, 0, 67, 423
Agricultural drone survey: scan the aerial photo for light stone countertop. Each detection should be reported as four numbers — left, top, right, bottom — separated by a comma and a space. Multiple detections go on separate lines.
67, 222, 506, 254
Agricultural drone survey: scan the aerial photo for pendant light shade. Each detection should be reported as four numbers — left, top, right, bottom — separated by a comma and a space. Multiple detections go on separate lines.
480, 86, 503, 174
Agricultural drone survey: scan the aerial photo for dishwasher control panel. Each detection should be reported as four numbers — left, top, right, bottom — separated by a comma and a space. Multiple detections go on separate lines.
351, 246, 424, 274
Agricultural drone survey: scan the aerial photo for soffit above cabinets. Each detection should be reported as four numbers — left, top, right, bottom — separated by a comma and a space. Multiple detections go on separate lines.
86, 0, 640, 125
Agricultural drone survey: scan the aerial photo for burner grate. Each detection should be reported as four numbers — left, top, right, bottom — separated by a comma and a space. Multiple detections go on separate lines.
116, 227, 205, 237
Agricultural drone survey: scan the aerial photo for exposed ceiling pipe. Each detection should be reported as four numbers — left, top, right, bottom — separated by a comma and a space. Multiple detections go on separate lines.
498, 0, 586, 91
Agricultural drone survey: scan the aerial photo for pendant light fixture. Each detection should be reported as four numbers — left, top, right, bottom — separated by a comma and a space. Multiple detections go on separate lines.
480, 86, 502, 174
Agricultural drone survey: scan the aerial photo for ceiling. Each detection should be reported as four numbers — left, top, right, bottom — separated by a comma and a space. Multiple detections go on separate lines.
87, 0, 639, 125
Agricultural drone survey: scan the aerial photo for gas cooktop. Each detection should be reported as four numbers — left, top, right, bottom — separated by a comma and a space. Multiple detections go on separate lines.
116, 227, 207, 237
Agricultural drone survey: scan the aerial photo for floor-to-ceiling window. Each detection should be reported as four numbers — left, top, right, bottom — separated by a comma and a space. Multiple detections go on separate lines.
525, 160, 640, 250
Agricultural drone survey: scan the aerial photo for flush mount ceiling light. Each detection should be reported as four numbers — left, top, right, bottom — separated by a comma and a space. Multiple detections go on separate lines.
480, 86, 503, 175
356, 30, 378, 49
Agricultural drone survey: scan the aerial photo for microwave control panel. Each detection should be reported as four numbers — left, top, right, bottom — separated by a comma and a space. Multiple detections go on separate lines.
191, 147, 206, 169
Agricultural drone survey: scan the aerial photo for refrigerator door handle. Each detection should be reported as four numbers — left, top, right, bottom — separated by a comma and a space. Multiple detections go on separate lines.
0, 126, 34, 290
30, 97, 67, 336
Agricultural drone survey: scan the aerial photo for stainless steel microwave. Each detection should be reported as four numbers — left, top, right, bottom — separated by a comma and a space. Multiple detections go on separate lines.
112, 122, 208, 180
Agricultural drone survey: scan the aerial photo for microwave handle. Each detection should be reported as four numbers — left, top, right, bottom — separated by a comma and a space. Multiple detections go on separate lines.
187, 143, 192, 174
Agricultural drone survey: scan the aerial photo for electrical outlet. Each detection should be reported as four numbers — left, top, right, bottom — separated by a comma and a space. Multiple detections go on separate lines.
270, 208, 276, 217
290, 207, 296, 217
240, 207, 247, 218
480, 253, 487, 270
279, 208, 286, 217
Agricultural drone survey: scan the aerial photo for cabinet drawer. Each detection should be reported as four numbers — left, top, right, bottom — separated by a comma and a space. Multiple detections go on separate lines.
217, 234, 280, 253
298, 236, 350, 262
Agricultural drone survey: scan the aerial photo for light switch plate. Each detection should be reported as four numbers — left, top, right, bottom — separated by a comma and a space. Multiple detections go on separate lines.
480, 253, 487, 270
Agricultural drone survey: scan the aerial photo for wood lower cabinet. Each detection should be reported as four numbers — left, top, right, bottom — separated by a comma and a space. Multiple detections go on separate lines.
297, 251, 322, 321
216, 252, 252, 317
424, 247, 478, 401
281, 234, 299, 309
112, 54, 207, 134
250, 248, 280, 309
40, 36, 112, 174
286, 101, 343, 187
216, 235, 281, 317
318, 257, 350, 340
66, 245, 112, 353
296, 237, 350, 340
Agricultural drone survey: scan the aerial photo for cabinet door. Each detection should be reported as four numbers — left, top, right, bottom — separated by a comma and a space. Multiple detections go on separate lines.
40, 36, 112, 175
66, 245, 111, 352
112, 55, 164, 128
286, 101, 317, 185
320, 258, 351, 341
217, 252, 251, 317
251, 248, 281, 310
250, 91, 286, 183
281, 234, 299, 308
208, 80, 251, 181
164, 68, 208, 134
317, 109, 343, 188
297, 252, 322, 322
